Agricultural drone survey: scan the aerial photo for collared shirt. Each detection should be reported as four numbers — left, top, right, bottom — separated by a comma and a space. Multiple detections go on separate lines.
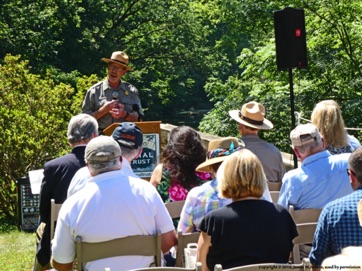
178, 178, 231, 233
309, 188, 362, 267
241, 134, 285, 182
277, 150, 353, 210
82, 79, 143, 130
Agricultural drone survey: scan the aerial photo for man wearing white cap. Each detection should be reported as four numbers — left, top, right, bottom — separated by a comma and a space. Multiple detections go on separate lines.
51, 136, 176, 271
229, 101, 285, 183
278, 123, 353, 210
82, 51, 143, 133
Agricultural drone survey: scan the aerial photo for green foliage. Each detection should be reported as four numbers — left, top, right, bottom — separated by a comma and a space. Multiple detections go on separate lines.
200, 0, 362, 151
0, 55, 75, 222
70, 74, 100, 115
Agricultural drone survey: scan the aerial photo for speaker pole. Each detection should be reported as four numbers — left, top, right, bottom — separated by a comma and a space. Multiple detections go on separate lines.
289, 68, 298, 168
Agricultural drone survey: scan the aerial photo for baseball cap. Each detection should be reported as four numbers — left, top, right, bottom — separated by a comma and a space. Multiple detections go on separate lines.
85, 136, 122, 162
112, 122, 143, 149
290, 123, 321, 147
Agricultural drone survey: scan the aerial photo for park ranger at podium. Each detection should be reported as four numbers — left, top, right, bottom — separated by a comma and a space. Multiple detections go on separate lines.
82, 51, 144, 133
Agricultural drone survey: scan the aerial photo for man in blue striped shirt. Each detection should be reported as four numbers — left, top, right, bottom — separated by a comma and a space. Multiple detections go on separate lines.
309, 146, 362, 270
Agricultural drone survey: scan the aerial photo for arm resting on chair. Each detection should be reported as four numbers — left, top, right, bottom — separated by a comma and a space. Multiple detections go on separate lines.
161, 229, 177, 254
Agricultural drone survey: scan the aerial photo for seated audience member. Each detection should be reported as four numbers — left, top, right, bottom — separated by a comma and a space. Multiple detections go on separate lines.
197, 149, 297, 271
229, 101, 285, 183
321, 246, 362, 271
178, 137, 273, 233
278, 123, 353, 210
150, 126, 211, 203
35, 113, 98, 271
178, 137, 244, 233
51, 136, 176, 271
67, 122, 143, 197
309, 146, 362, 270
311, 100, 360, 154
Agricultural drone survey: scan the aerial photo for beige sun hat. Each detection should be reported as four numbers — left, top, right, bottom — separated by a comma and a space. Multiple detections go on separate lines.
229, 101, 273, 130
196, 137, 244, 173
101, 51, 134, 71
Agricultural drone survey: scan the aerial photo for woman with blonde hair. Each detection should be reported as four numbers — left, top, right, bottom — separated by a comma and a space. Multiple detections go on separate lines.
311, 100, 360, 154
197, 149, 297, 271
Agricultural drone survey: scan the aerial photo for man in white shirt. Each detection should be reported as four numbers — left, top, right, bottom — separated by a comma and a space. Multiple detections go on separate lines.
51, 136, 176, 271
67, 122, 143, 197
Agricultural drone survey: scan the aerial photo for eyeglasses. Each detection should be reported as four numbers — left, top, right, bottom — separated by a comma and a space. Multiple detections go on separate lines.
346, 169, 355, 176
108, 64, 126, 72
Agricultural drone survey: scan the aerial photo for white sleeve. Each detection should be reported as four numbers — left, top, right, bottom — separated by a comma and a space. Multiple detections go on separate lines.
51, 205, 76, 264
153, 192, 175, 234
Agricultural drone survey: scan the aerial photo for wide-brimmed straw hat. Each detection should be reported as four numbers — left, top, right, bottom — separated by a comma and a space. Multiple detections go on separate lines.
196, 137, 244, 173
101, 51, 134, 71
229, 101, 273, 130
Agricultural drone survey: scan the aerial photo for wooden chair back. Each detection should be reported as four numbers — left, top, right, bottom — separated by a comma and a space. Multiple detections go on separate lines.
289, 205, 322, 224
288, 205, 322, 264
175, 230, 200, 267
165, 200, 186, 219
270, 191, 280, 203
50, 199, 63, 240
76, 233, 162, 271
267, 182, 282, 191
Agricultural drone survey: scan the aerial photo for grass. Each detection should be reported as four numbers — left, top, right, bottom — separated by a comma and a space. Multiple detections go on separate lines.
0, 225, 35, 271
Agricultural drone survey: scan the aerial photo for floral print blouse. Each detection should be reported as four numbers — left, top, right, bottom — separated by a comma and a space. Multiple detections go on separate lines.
157, 167, 211, 203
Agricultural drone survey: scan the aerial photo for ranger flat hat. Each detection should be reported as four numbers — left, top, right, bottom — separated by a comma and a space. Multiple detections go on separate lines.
101, 51, 134, 71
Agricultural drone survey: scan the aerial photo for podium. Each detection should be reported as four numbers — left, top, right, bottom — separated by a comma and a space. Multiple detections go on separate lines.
103, 121, 161, 180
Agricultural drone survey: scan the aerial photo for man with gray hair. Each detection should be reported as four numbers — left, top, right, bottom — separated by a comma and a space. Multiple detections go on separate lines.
67, 122, 143, 197
34, 113, 98, 271
278, 123, 353, 210
51, 136, 176, 271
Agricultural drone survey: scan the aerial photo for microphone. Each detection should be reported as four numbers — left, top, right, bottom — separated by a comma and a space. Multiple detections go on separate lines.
112, 92, 119, 108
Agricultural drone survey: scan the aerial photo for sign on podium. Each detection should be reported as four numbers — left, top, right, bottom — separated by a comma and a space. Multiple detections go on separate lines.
103, 121, 161, 180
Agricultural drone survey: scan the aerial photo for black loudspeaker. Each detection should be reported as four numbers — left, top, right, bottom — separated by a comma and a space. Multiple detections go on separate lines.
274, 7, 308, 70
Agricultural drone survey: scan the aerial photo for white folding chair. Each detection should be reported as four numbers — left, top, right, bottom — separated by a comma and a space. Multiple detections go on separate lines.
270, 191, 280, 203
267, 181, 282, 191
165, 200, 186, 219
289, 205, 322, 263
175, 230, 200, 267
50, 198, 63, 239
